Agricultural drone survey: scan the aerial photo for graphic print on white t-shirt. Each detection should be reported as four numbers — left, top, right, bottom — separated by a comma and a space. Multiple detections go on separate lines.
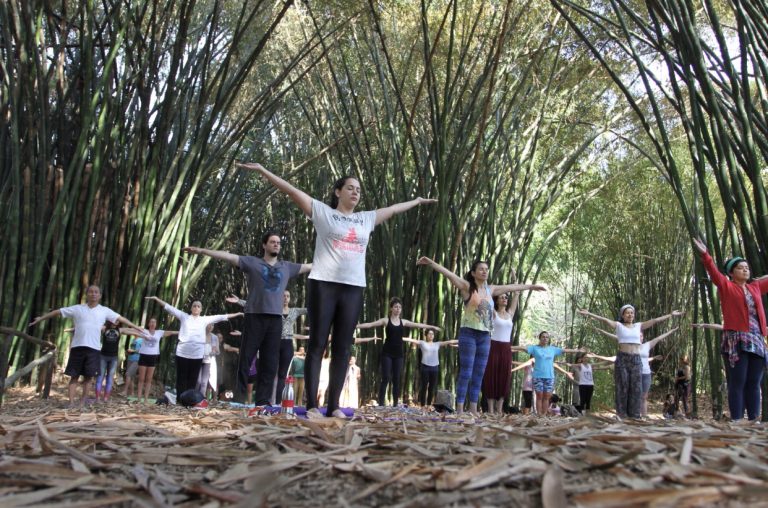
333, 227, 365, 256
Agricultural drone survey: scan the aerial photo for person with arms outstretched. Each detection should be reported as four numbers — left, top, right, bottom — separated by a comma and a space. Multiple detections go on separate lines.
183, 232, 310, 406
578, 306, 682, 419
403, 329, 457, 407
236, 161, 436, 418
121, 317, 178, 404
357, 297, 441, 407
146, 296, 242, 404
417, 256, 545, 415
29, 285, 145, 407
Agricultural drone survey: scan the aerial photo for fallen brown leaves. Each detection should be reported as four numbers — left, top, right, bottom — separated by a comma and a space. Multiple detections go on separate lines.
0, 388, 767, 507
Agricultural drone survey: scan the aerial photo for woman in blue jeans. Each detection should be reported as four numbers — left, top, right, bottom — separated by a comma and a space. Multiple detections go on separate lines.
417, 257, 545, 414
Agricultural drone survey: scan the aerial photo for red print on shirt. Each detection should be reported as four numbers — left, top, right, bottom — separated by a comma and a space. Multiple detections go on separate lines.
332, 227, 365, 253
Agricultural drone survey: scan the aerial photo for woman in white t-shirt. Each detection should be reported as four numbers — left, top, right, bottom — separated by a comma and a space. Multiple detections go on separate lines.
122, 317, 179, 403
236, 162, 437, 418
146, 296, 242, 401
403, 329, 457, 407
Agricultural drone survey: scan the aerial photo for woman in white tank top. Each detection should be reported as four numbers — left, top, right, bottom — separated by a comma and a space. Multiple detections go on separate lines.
578, 305, 682, 419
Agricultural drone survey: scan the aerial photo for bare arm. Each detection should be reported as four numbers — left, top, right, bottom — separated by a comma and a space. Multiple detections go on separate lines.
509, 345, 529, 353
375, 198, 437, 226
491, 283, 546, 297
586, 352, 616, 362
401, 319, 441, 332
554, 363, 575, 380
510, 357, 535, 372
116, 316, 146, 335
29, 309, 62, 327
119, 327, 146, 337
578, 309, 618, 329
402, 338, 420, 344
294, 334, 310, 340
236, 162, 313, 217
225, 295, 246, 307
299, 263, 312, 275
645, 327, 679, 349
591, 325, 618, 342
417, 256, 469, 294
438, 340, 459, 347
357, 318, 387, 329
561, 347, 586, 354
640, 310, 683, 331
182, 246, 239, 267
354, 336, 379, 344
692, 323, 723, 331
163, 330, 179, 337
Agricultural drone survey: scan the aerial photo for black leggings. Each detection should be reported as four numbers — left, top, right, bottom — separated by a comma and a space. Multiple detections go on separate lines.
236, 314, 282, 405
274, 339, 294, 405
176, 356, 202, 396
419, 364, 439, 406
378, 355, 404, 406
305, 280, 364, 413
578, 385, 594, 411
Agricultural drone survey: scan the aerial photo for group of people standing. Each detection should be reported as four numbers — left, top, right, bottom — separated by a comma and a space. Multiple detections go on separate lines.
29, 158, 768, 423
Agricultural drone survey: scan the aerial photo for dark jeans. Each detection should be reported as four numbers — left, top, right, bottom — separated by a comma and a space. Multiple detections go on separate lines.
305, 280, 364, 414
176, 356, 203, 396
274, 339, 294, 404
578, 385, 594, 411
419, 364, 439, 406
378, 355, 404, 406
726, 350, 764, 420
236, 313, 282, 405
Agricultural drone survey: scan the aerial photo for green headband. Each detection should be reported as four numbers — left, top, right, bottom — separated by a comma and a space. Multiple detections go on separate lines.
724, 257, 746, 274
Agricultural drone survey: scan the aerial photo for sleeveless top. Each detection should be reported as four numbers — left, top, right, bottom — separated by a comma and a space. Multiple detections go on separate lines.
461, 285, 494, 332
492, 313, 513, 342
615, 322, 642, 344
578, 364, 594, 386
383, 318, 405, 358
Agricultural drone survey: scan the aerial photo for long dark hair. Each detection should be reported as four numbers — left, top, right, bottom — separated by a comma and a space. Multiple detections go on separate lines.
330, 175, 356, 209
464, 260, 489, 295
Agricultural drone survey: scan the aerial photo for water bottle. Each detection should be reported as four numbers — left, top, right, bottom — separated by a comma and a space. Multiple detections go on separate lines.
280, 376, 295, 414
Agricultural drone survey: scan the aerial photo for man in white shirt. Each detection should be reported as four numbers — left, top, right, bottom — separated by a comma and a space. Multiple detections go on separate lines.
30, 285, 145, 407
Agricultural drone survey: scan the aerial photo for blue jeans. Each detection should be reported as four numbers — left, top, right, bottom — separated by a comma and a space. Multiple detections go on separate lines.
456, 327, 491, 405
96, 355, 118, 394
727, 350, 764, 420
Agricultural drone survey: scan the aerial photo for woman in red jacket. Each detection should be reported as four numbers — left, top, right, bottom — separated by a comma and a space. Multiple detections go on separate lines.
693, 238, 768, 422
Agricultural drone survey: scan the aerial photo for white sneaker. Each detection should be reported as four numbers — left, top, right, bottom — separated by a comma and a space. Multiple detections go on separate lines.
306, 408, 323, 420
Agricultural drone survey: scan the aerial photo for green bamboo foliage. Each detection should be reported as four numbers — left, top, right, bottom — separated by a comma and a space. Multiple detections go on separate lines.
550, 0, 768, 417
234, 1, 631, 403
0, 0, 335, 376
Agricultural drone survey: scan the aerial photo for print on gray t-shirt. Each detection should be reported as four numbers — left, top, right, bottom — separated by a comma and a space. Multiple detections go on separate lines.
239, 256, 301, 315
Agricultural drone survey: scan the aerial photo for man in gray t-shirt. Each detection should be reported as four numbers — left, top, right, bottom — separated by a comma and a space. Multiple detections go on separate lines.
183, 233, 311, 404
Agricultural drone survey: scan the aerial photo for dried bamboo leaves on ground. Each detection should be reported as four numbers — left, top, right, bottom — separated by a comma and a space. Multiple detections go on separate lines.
1, 390, 767, 507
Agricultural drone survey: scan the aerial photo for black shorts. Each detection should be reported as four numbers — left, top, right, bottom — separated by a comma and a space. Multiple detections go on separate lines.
522, 390, 533, 409
65, 347, 100, 379
138, 354, 160, 367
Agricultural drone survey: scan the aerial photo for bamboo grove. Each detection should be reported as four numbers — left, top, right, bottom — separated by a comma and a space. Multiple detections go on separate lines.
1, 0, 766, 416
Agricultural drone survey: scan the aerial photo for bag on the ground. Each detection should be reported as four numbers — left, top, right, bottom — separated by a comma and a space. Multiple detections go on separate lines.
434, 389, 454, 413
178, 389, 204, 407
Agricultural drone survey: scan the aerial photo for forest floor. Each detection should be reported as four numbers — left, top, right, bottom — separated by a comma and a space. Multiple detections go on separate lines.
0, 385, 767, 507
